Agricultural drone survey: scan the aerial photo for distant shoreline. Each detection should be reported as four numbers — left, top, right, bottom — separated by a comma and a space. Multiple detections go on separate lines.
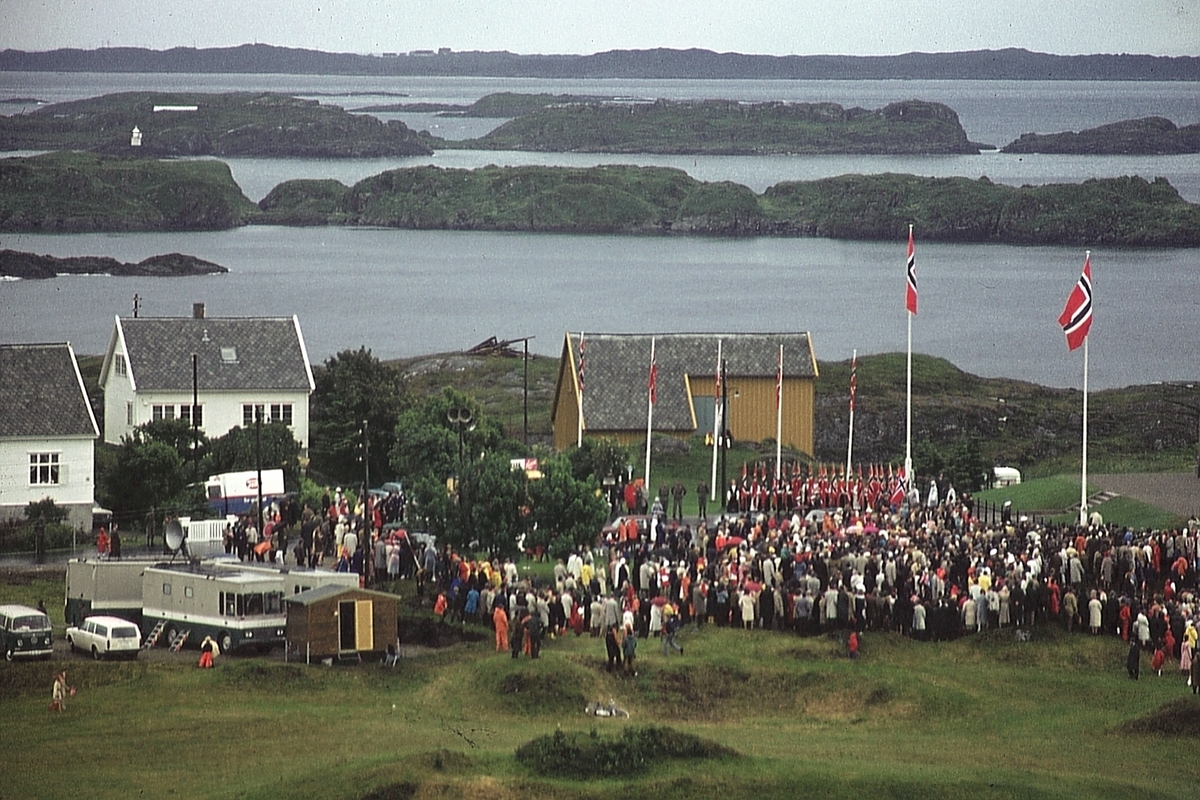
1, 45, 1198, 81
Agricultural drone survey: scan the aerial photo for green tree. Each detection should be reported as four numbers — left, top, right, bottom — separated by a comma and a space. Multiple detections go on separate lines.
945, 437, 989, 493
464, 453, 530, 558
309, 347, 408, 487
566, 437, 630, 484
101, 430, 204, 519
139, 417, 208, 466
912, 438, 944, 483
206, 422, 303, 491
24, 497, 68, 525
528, 454, 609, 560
389, 388, 514, 487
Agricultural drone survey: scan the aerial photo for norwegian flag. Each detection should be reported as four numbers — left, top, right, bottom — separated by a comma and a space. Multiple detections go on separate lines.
905, 226, 918, 315
1058, 253, 1093, 351
775, 344, 783, 410
849, 352, 857, 413
648, 343, 658, 404
578, 332, 585, 396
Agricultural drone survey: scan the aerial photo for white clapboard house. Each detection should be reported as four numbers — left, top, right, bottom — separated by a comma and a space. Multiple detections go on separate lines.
99, 304, 315, 451
0, 343, 100, 529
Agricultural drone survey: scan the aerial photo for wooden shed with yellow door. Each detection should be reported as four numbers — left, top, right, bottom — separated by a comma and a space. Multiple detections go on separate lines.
284, 584, 398, 663
551, 332, 819, 455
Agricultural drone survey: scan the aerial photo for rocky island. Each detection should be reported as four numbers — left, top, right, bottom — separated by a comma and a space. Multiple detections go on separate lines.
257, 164, 1200, 246
0, 91, 434, 157
0, 151, 257, 232
0, 249, 228, 279
1002, 116, 1200, 155
446, 98, 986, 155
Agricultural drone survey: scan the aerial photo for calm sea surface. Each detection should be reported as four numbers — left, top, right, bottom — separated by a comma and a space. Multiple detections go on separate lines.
1, 73, 1198, 389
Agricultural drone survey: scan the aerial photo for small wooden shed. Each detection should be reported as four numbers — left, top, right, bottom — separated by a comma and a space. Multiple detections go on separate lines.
284, 585, 398, 663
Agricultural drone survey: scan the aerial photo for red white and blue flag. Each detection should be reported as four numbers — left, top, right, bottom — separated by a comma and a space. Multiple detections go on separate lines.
1058, 253, 1093, 351
905, 226, 918, 315
648, 344, 658, 405
849, 352, 857, 413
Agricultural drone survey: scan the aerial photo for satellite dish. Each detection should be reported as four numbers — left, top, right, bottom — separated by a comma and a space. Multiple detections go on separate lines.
164, 519, 187, 560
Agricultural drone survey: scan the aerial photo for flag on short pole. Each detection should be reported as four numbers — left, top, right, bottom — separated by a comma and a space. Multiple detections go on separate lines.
849, 352, 857, 413
775, 345, 783, 410
905, 226, 918, 315
1058, 253, 1093, 351
648, 346, 658, 405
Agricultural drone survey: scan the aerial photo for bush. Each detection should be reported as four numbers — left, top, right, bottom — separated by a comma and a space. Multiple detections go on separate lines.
515, 725, 737, 778
24, 497, 69, 524
0, 518, 79, 554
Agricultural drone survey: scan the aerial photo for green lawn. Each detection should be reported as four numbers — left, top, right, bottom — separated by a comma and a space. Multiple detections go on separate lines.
976, 474, 1092, 512
2, 598, 1195, 799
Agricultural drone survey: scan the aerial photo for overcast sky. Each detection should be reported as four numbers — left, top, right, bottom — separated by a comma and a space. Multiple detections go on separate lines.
2, 0, 1197, 56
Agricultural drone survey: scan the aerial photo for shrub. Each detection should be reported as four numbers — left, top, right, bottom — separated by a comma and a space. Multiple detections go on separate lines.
515, 725, 737, 778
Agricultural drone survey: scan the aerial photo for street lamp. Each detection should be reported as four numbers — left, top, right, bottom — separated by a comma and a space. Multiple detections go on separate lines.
447, 407, 475, 543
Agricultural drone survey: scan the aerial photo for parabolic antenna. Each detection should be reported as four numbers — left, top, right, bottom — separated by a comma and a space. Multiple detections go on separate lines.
164, 519, 186, 553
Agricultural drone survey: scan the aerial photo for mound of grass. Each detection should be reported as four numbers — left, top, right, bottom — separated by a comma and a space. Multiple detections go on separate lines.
491, 660, 594, 717
0, 658, 149, 698
515, 725, 737, 778
1119, 696, 1200, 737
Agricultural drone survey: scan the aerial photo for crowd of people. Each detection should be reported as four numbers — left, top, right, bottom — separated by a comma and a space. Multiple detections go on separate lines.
422, 467, 1200, 685
209, 471, 1198, 687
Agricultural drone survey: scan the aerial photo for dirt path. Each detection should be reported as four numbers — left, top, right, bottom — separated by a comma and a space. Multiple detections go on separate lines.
1091, 473, 1200, 519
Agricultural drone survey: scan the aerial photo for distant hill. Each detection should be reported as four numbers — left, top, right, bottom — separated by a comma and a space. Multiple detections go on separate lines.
1003, 117, 1200, 155
2, 44, 1198, 81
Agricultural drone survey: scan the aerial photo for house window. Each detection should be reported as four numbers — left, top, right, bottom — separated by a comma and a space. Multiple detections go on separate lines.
126, 401, 135, 426
162, 583, 172, 596
29, 453, 60, 485
114, 353, 127, 377
270, 403, 293, 425
152, 404, 176, 421
179, 404, 203, 427
243, 404, 265, 427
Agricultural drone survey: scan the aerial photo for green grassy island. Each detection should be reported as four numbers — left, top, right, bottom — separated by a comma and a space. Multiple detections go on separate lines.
1002, 116, 1200, 155
258, 164, 1200, 246
0, 91, 434, 157
4, 155, 1199, 246
448, 98, 985, 155
0, 151, 257, 232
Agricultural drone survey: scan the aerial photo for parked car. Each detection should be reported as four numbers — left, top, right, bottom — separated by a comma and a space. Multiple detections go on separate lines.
65, 615, 141, 660
0, 603, 53, 661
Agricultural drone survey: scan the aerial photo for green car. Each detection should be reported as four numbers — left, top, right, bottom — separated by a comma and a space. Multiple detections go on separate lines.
0, 604, 53, 661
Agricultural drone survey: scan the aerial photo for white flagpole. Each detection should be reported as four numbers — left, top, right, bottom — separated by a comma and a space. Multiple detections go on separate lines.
905, 310, 913, 481
1080, 318, 1089, 526
846, 349, 856, 479
710, 339, 722, 502
775, 344, 783, 482
576, 331, 584, 448
905, 224, 915, 482
644, 337, 656, 497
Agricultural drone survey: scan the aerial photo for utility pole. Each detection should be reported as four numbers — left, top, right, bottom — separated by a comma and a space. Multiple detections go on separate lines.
255, 407, 264, 539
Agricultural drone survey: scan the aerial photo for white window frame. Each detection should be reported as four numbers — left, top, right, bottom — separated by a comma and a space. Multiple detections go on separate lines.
179, 404, 204, 428
270, 403, 293, 426
114, 353, 127, 377
126, 401, 135, 426
30, 452, 61, 486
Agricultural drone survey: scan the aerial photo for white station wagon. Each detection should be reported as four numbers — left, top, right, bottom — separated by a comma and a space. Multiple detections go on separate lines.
65, 615, 141, 660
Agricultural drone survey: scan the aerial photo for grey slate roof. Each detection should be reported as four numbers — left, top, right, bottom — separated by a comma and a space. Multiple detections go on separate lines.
284, 584, 398, 606
570, 332, 816, 432
117, 316, 313, 392
0, 343, 99, 438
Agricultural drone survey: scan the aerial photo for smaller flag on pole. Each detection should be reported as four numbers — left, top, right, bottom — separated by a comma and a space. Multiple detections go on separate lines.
578, 332, 585, 396
775, 344, 783, 410
1058, 252, 1093, 351
648, 343, 658, 405
905, 225, 918, 315
849, 352, 857, 413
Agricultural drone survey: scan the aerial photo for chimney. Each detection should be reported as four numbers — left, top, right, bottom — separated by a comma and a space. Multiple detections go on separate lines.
193, 303, 206, 319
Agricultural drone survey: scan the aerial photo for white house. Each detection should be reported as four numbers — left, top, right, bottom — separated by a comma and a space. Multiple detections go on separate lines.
0, 343, 100, 529
99, 305, 316, 451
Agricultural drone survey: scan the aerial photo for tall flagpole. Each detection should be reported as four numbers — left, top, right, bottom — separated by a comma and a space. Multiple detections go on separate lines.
576, 331, 584, 448
710, 339, 722, 503
644, 337, 656, 496
775, 343, 784, 482
1081, 335, 1089, 525
846, 349, 857, 479
1058, 250, 1094, 526
905, 224, 916, 482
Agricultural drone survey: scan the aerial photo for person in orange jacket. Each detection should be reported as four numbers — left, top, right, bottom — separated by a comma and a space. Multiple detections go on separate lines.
493, 603, 509, 653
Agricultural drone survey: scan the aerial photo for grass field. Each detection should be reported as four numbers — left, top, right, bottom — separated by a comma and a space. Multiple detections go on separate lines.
2, 570, 1197, 799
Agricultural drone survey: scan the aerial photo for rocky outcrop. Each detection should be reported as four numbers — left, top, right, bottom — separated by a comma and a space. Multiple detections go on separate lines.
1002, 117, 1200, 155
0, 249, 227, 279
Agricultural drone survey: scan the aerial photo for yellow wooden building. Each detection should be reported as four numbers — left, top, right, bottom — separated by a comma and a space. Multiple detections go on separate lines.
551, 332, 818, 455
